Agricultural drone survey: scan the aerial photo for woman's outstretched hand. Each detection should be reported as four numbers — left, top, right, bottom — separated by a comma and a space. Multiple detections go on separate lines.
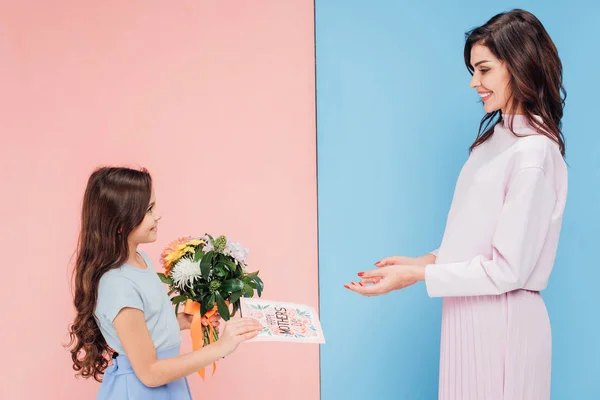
345, 263, 426, 296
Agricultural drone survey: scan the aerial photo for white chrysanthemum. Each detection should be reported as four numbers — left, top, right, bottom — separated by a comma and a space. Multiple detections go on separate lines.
171, 258, 201, 289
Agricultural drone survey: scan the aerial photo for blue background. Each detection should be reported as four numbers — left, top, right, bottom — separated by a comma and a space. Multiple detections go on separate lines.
316, 1, 600, 398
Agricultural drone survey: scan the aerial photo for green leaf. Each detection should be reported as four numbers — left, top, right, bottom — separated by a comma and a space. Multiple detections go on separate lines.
230, 301, 238, 318
214, 261, 226, 271
193, 249, 205, 262
170, 295, 187, 304
200, 251, 214, 278
229, 291, 243, 305
243, 284, 254, 297
214, 265, 227, 279
222, 258, 237, 271
175, 302, 180, 315
251, 276, 264, 297
157, 273, 173, 285
252, 275, 264, 286
246, 270, 259, 277
214, 291, 230, 321
201, 294, 215, 316
167, 287, 178, 296
220, 279, 244, 293
192, 282, 209, 291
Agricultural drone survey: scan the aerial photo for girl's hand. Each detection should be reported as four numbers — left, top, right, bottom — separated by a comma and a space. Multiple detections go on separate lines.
176, 312, 221, 331
215, 318, 262, 358
202, 313, 221, 329
345, 265, 426, 296
177, 313, 192, 330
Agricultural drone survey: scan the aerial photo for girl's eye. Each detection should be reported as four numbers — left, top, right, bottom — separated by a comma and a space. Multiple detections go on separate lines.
479, 68, 489, 74
147, 206, 153, 213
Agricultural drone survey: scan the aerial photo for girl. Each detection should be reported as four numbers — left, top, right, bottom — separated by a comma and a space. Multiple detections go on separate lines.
67, 167, 262, 399
346, 9, 567, 400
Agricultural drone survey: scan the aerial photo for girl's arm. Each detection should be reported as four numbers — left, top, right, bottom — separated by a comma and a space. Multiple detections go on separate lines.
113, 307, 260, 387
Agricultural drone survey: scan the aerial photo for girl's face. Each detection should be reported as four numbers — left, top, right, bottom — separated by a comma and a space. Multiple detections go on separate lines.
469, 43, 520, 115
129, 190, 161, 245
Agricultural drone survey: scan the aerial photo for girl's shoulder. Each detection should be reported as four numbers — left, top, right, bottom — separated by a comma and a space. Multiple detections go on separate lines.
98, 267, 138, 293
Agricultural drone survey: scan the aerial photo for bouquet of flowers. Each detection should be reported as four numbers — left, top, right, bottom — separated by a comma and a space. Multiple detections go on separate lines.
158, 234, 264, 378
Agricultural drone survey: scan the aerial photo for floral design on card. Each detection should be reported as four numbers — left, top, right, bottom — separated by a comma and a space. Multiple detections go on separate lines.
240, 298, 325, 344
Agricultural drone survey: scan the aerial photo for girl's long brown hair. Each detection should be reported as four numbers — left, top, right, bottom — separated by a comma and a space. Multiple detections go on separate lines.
465, 9, 567, 156
67, 167, 152, 381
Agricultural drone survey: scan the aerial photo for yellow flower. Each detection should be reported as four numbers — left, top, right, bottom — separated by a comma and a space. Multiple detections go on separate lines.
165, 250, 184, 263
188, 239, 204, 247
161, 236, 193, 275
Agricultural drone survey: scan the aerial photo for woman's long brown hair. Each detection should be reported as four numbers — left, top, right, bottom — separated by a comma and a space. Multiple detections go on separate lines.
465, 9, 567, 156
67, 167, 152, 381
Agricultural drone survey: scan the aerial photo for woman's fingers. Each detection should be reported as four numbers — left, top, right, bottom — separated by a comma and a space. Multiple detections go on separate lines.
358, 268, 386, 279
358, 277, 382, 285
375, 256, 399, 267
345, 279, 390, 296
343, 266, 390, 294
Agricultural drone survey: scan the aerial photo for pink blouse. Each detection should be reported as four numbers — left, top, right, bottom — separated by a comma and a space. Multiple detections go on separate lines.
425, 115, 568, 297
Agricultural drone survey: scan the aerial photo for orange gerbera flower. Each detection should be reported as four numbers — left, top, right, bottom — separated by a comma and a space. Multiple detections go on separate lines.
161, 236, 193, 275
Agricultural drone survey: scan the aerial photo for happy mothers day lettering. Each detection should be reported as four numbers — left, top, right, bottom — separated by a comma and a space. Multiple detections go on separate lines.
265, 306, 305, 335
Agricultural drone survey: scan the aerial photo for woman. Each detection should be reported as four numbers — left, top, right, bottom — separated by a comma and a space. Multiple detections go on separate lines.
345, 9, 567, 400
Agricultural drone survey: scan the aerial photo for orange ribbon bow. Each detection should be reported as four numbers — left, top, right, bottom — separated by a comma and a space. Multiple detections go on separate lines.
184, 299, 220, 380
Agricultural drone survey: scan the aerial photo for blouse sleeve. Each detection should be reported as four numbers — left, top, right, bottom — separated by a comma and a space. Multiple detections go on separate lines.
424, 167, 556, 297
97, 275, 145, 322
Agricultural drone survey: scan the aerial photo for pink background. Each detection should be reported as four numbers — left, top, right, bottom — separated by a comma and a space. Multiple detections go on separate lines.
0, 1, 318, 399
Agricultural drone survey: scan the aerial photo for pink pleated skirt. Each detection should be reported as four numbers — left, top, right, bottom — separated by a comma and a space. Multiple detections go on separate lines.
438, 289, 551, 400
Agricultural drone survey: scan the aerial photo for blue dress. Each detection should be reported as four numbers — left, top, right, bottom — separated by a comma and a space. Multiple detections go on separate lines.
97, 343, 192, 399
94, 252, 192, 399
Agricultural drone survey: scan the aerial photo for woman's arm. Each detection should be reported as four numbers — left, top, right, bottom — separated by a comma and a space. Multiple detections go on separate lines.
417, 253, 437, 266
375, 252, 436, 267
348, 167, 556, 297
424, 167, 556, 297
